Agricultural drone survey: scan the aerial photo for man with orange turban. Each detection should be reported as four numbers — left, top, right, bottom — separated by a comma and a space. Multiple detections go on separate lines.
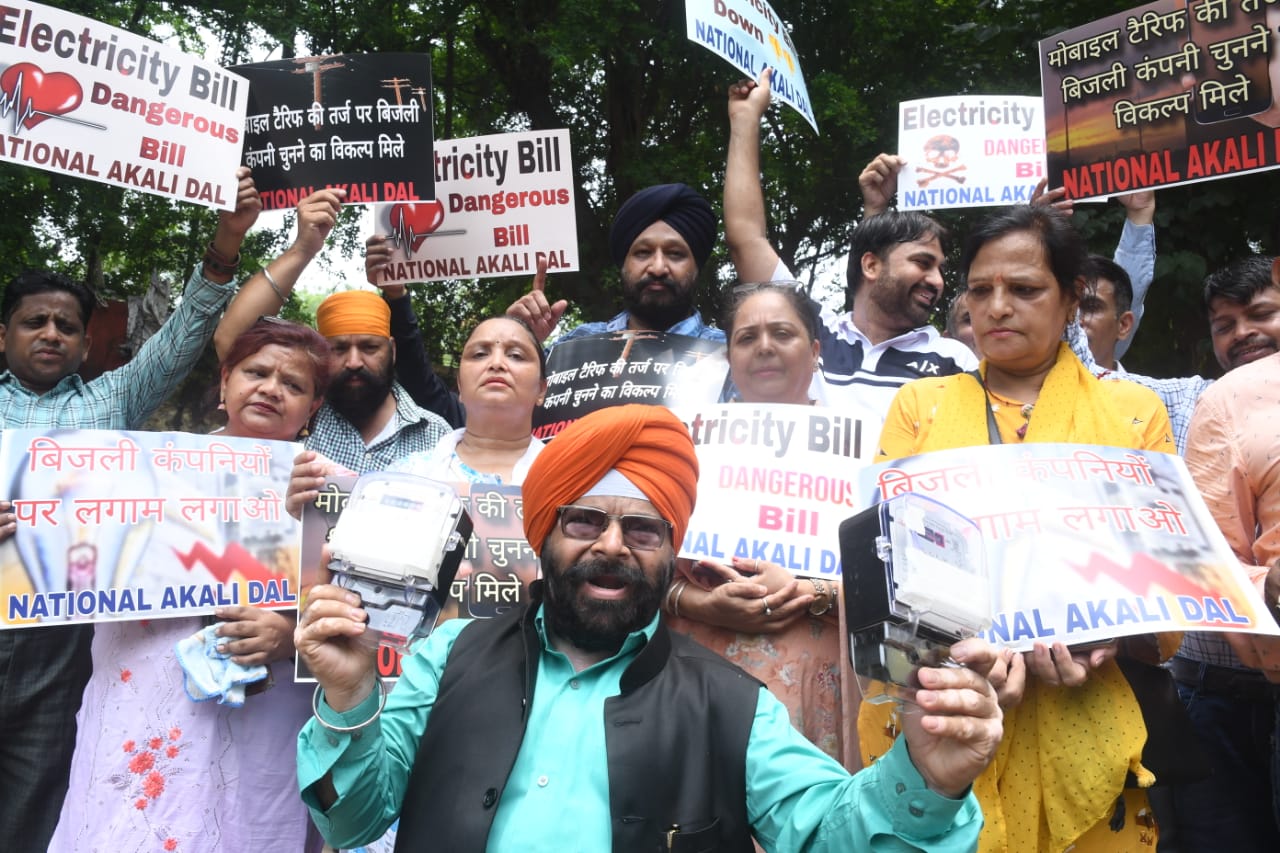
296, 405, 1005, 852
301, 289, 450, 474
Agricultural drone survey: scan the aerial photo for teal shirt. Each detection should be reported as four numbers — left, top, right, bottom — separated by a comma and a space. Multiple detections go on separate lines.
298, 611, 982, 851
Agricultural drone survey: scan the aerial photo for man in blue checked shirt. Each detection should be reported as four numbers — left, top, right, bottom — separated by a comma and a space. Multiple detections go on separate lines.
0, 167, 260, 849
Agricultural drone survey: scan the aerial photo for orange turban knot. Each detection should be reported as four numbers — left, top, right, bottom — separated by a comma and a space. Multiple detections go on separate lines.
522, 405, 699, 556
316, 290, 390, 338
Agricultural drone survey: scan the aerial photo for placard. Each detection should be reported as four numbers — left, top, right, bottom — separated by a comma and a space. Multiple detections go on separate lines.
370, 128, 578, 283
0, 1, 245, 208
863, 443, 1280, 650
676, 403, 876, 576
0, 429, 299, 627
534, 331, 726, 439
684, 0, 818, 132
233, 53, 433, 211
1040, 0, 1280, 200
897, 95, 1045, 210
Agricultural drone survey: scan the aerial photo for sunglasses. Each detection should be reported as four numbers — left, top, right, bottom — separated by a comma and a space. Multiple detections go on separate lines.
556, 505, 672, 551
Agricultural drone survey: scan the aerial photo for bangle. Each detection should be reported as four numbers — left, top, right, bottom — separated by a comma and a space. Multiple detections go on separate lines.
672, 580, 690, 618
262, 265, 286, 302
203, 241, 241, 276
311, 675, 387, 733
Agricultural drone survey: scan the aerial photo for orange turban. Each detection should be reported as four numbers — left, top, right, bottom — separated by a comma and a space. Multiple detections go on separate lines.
316, 290, 390, 338
523, 405, 698, 556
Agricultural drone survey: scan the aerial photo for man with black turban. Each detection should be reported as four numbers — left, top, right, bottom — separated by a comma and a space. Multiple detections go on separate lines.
296, 405, 1006, 852
508, 183, 725, 345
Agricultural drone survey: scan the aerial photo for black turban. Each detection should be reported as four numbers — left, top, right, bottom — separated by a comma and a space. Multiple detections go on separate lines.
608, 183, 716, 270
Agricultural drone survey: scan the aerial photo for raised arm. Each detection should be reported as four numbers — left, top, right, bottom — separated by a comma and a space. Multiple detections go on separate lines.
1113, 191, 1156, 360
503, 256, 562, 344
858, 154, 906, 219
724, 67, 783, 283
116, 168, 261, 428
367, 238, 466, 428
213, 188, 346, 359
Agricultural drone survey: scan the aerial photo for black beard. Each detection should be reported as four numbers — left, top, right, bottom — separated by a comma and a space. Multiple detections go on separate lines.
326, 364, 393, 428
540, 552, 672, 655
622, 274, 697, 331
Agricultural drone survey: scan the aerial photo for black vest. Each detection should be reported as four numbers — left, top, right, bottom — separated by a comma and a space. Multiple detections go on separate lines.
394, 592, 760, 852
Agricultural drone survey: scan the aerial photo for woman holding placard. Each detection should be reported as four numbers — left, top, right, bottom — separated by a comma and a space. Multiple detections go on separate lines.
870, 205, 1176, 852
664, 281, 853, 764
50, 318, 331, 852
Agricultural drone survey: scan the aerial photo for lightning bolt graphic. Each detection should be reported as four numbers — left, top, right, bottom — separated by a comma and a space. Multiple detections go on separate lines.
173, 541, 280, 585
1069, 550, 1211, 600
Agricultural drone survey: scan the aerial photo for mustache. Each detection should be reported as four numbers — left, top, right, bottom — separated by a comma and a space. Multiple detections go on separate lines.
1229, 335, 1276, 360
337, 366, 378, 384
559, 558, 649, 588
636, 275, 676, 290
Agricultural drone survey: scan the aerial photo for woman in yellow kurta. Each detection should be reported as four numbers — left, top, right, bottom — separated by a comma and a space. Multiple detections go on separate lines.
865, 205, 1176, 853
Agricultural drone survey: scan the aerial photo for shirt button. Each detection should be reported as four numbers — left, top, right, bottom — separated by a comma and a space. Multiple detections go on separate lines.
482, 788, 498, 808
537, 775, 550, 787
908, 800, 925, 818
326, 735, 338, 747
895, 782, 906, 795
569, 680, 580, 690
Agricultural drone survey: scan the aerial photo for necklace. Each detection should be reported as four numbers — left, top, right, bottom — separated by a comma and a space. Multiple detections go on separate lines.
1016, 403, 1034, 440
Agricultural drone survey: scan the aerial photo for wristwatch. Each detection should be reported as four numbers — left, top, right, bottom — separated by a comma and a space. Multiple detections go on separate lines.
807, 577, 834, 616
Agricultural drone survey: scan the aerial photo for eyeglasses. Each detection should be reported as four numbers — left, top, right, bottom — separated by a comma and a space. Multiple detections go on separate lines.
555, 505, 672, 551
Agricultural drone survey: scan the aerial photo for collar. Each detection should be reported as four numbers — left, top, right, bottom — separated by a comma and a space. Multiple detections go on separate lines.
829, 309, 939, 350
602, 310, 709, 337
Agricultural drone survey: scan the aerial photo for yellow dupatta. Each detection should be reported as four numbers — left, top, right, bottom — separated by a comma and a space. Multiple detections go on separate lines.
860, 344, 1155, 853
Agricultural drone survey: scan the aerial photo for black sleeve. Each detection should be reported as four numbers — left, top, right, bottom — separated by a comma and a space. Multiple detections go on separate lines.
388, 293, 466, 428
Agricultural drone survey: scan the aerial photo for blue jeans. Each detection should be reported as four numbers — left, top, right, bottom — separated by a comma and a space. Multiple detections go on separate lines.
1170, 677, 1280, 852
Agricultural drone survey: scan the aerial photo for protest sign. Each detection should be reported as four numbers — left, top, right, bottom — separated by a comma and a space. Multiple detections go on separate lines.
370, 128, 578, 283
1040, 0, 1280, 200
897, 95, 1045, 210
675, 403, 876, 577
534, 331, 726, 439
684, 0, 818, 132
0, 1, 245, 208
0, 429, 299, 628
863, 443, 1280, 650
296, 478, 539, 681
233, 53, 433, 211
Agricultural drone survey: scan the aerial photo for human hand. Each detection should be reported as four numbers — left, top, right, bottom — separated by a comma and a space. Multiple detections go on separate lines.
900, 637, 1004, 799
859, 154, 905, 218
1030, 178, 1074, 216
1117, 190, 1155, 225
984, 647, 1026, 709
214, 606, 296, 666
1025, 639, 1117, 687
679, 558, 811, 633
294, 582, 379, 711
0, 500, 14, 544
365, 234, 399, 291
286, 451, 354, 520
505, 255, 564, 344
728, 66, 772, 125
292, 188, 346, 259
217, 166, 262, 240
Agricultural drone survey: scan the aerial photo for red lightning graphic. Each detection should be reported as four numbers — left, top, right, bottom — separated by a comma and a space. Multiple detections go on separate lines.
1070, 551, 1211, 600
173, 542, 280, 585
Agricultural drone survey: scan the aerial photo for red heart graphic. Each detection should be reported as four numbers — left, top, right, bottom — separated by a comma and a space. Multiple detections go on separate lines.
0, 63, 83, 131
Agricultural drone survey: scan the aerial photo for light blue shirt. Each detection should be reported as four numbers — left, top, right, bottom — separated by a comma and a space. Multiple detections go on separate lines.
298, 611, 982, 851
552, 309, 726, 345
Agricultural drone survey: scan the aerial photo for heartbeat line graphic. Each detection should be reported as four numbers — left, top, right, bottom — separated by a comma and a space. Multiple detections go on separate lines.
0, 70, 105, 135
1070, 550, 1210, 600
173, 541, 280, 585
